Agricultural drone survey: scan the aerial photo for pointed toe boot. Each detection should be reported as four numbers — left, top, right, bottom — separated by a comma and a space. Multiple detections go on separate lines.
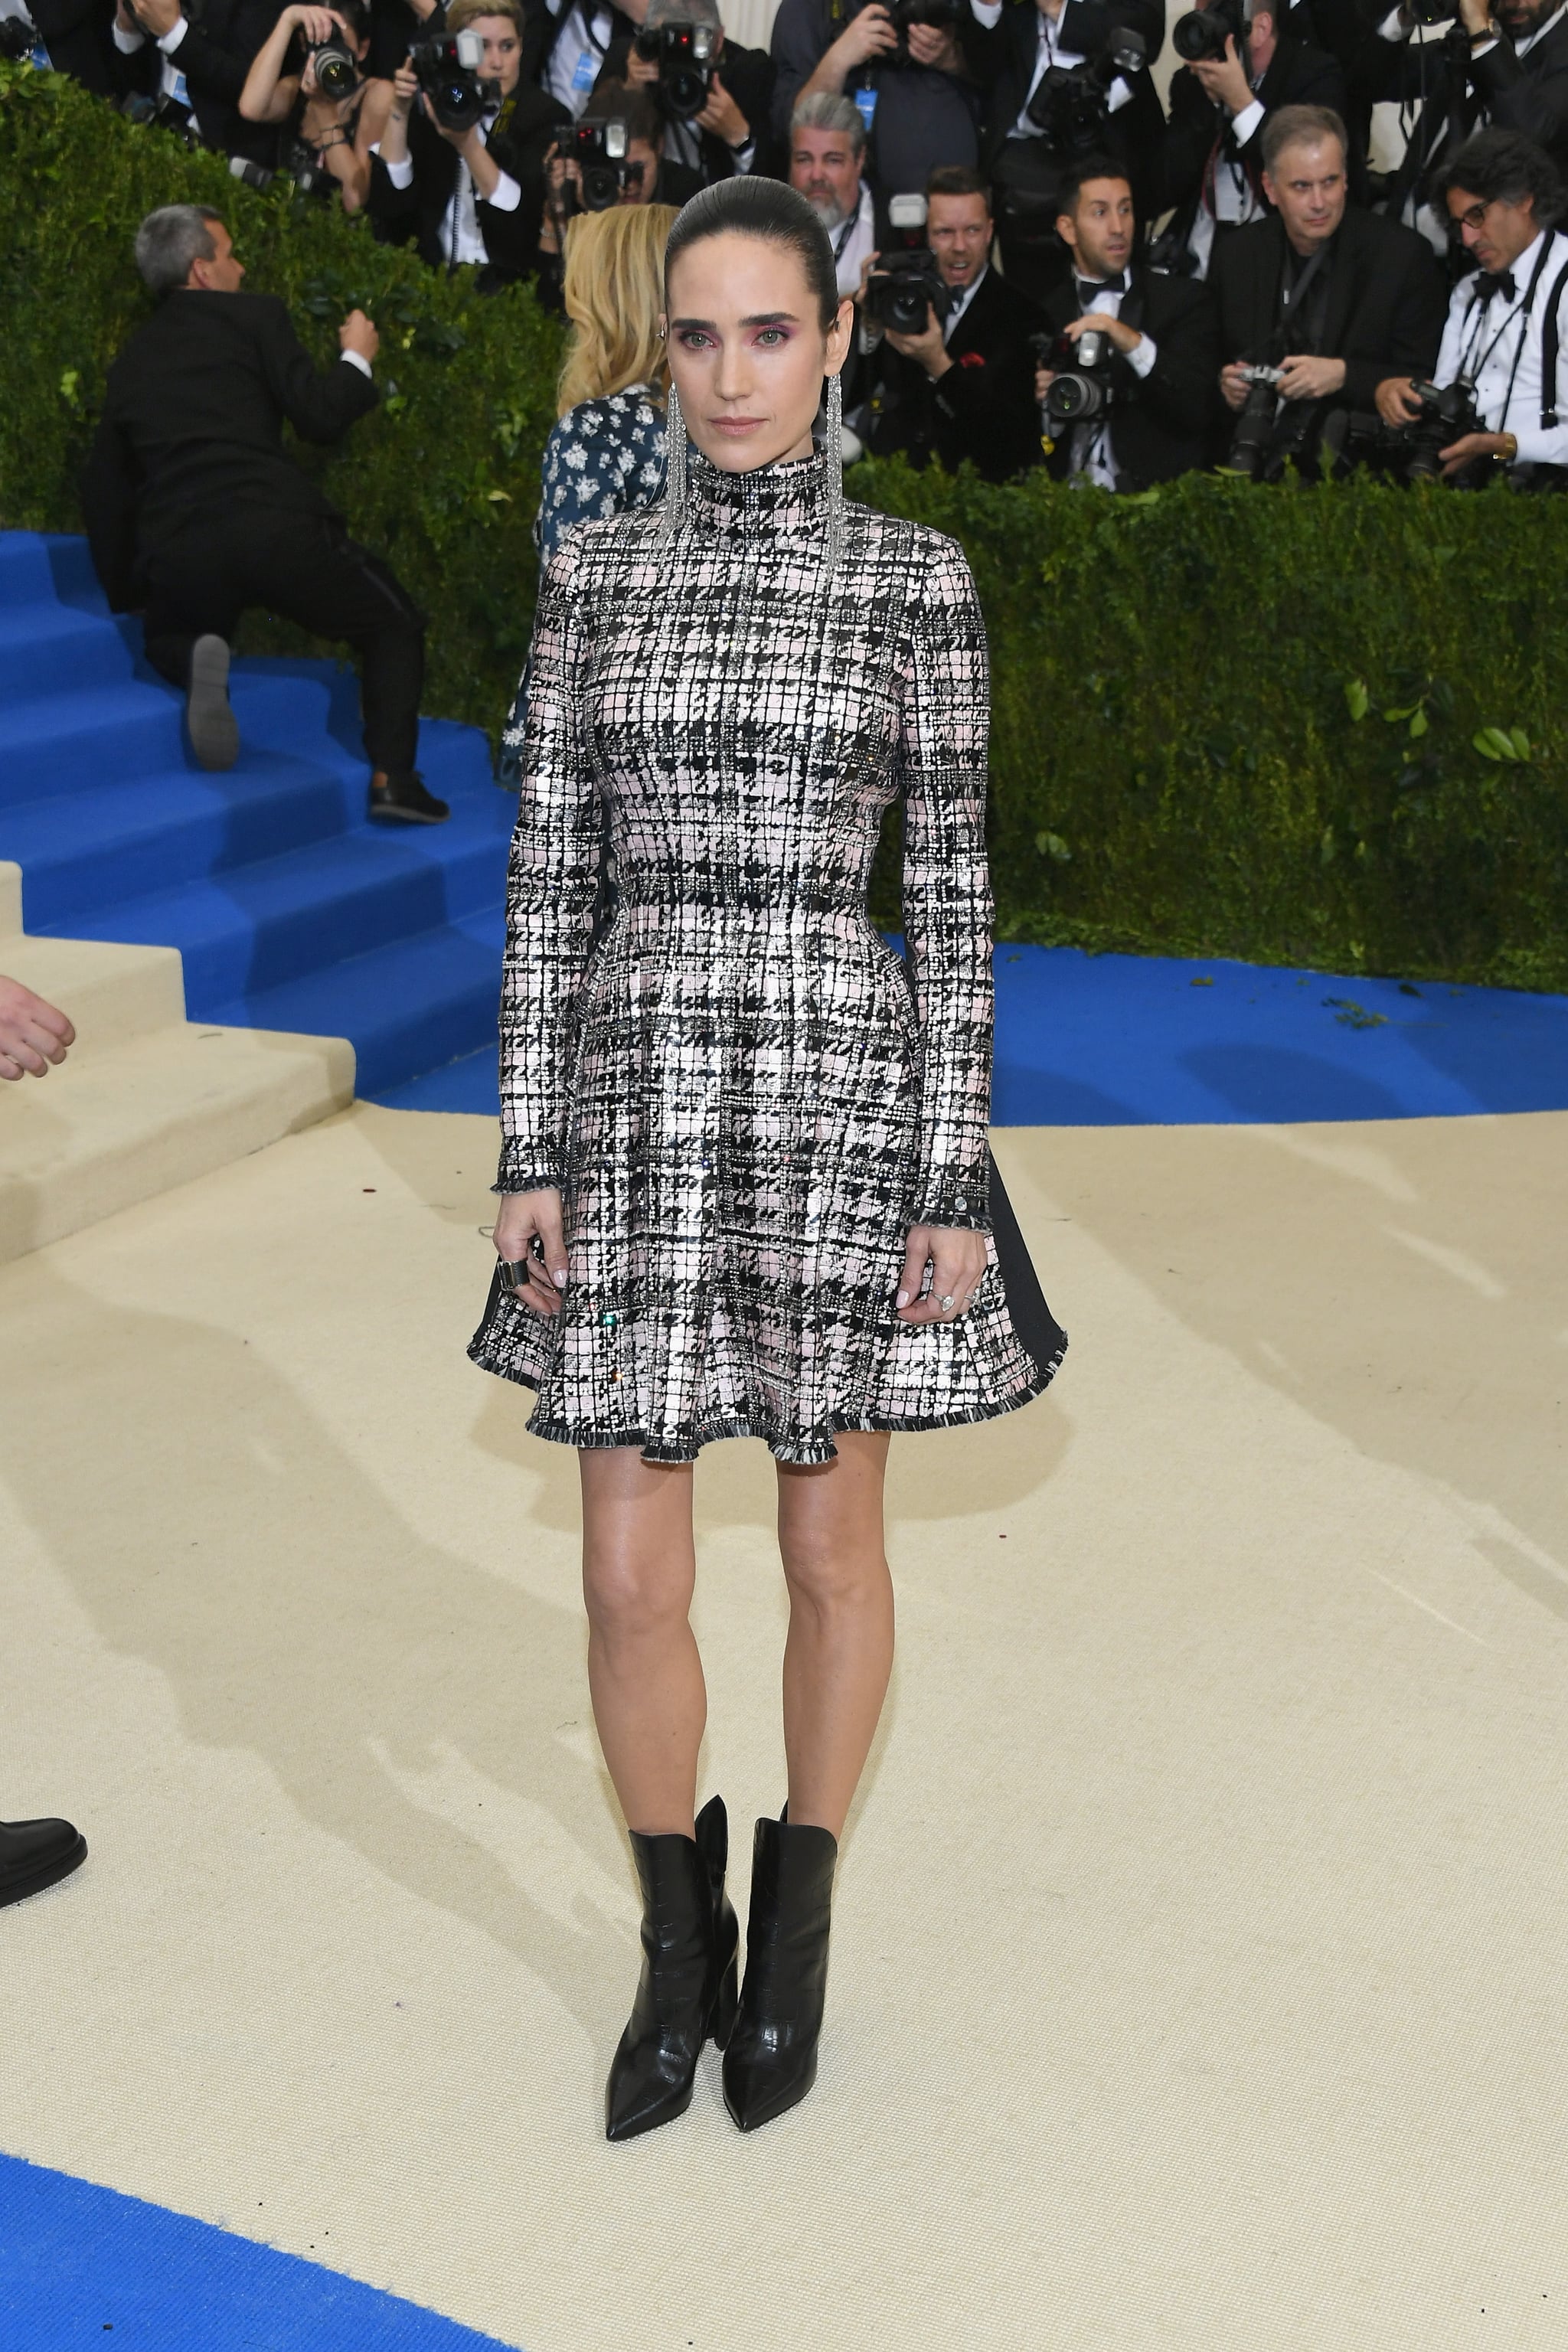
605, 1793, 740, 2143
723, 1812, 838, 2134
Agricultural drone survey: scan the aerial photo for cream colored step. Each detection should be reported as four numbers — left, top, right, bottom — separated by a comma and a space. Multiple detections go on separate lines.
0, 1019, 354, 1260
0, 861, 354, 1260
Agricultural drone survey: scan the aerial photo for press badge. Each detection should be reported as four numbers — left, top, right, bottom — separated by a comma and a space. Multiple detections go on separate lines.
169, 67, 190, 106
572, 46, 596, 89
853, 86, 877, 133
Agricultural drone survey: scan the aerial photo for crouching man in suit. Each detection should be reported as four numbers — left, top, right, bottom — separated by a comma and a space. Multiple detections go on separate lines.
1034, 157, 1221, 487
81, 205, 445, 824
862, 163, 1047, 482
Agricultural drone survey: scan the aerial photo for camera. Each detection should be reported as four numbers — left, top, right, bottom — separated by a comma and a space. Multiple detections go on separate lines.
864, 193, 952, 333
1407, 0, 1461, 21
632, 20, 717, 119
1327, 377, 1486, 484
1024, 24, 1147, 155
304, 34, 360, 100
119, 88, 204, 144
1171, 0, 1244, 64
229, 150, 335, 200
1222, 361, 1324, 479
887, 0, 962, 60
410, 26, 488, 132
0, 14, 39, 60
1031, 326, 1121, 426
567, 116, 638, 210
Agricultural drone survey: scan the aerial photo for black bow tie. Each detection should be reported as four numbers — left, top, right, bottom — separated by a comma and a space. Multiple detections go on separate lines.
1076, 273, 1127, 304
1476, 268, 1517, 305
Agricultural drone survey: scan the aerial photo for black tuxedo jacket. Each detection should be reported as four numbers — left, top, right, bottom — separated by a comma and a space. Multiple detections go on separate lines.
368, 87, 569, 286
520, 0, 639, 91
80, 290, 377, 606
31, 0, 117, 93
974, 0, 1167, 200
596, 32, 777, 179
1352, 11, 1568, 200
1210, 203, 1446, 410
114, 0, 285, 166
866, 265, 1047, 482
1039, 265, 1221, 485
1159, 34, 1349, 235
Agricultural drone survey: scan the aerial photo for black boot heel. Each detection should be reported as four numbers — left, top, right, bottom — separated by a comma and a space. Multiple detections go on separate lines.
723, 1812, 838, 2133
606, 1793, 737, 2142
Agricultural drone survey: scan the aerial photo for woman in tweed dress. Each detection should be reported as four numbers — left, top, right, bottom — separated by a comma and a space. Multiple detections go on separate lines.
472, 178, 1064, 2141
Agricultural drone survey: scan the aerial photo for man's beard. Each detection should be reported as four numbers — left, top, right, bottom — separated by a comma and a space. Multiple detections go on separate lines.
1499, 0, 1555, 31
802, 188, 851, 233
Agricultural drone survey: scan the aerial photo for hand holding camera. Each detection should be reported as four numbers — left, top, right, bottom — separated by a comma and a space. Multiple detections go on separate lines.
124, 0, 182, 38
338, 308, 378, 364
825, 0, 898, 74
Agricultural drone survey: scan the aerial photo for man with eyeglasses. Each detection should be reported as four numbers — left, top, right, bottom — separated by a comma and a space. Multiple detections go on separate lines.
1375, 126, 1568, 479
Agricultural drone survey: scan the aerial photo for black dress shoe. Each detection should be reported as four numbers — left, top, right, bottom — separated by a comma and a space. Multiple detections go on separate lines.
186, 635, 239, 773
368, 771, 449, 825
0, 1817, 87, 1909
723, 1811, 837, 2133
606, 1793, 740, 2142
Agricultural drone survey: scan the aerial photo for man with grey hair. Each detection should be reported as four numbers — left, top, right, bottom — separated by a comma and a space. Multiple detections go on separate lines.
791, 90, 876, 296
596, 0, 776, 181
1158, 0, 1348, 279
81, 207, 445, 824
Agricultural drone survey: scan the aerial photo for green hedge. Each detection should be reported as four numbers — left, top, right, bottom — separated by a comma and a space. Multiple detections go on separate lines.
4, 64, 1566, 989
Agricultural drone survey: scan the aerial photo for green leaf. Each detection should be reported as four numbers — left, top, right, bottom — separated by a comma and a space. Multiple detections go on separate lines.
1034, 830, 1071, 862
1382, 704, 1416, 723
1509, 726, 1531, 760
1472, 730, 1502, 761
1408, 708, 1428, 739
1344, 678, 1369, 721
1476, 726, 1520, 762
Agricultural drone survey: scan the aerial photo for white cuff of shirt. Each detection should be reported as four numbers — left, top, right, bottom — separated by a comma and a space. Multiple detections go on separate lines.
1231, 96, 1265, 142
113, 21, 145, 48
729, 137, 757, 172
483, 168, 522, 211
1107, 76, 1134, 113
1125, 332, 1157, 380
158, 15, 188, 52
374, 145, 415, 188
340, 349, 373, 379
969, 0, 1003, 21
1470, 34, 1499, 54
1377, 6, 1407, 34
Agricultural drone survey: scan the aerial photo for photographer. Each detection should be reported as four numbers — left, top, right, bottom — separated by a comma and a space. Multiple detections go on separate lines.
862, 163, 1047, 478
81, 206, 443, 824
110, 0, 283, 166
596, 0, 776, 183
239, 0, 394, 208
769, 0, 985, 200
969, 0, 1167, 300
1034, 158, 1221, 484
535, 78, 697, 294
370, 0, 567, 280
11, 0, 116, 94
792, 90, 878, 292
528, 0, 641, 117
1373, 128, 1568, 477
1211, 102, 1444, 469
1158, 0, 1348, 278
1357, 0, 1568, 201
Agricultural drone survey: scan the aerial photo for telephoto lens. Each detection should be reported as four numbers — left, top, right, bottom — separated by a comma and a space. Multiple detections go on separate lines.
409, 26, 487, 131
573, 116, 632, 210
634, 21, 717, 119
1172, 0, 1245, 64
309, 36, 360, 100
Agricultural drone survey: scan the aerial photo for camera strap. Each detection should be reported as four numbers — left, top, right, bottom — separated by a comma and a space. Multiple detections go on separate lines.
1277, 240, 1329, 351
1459, 230, 1557, 436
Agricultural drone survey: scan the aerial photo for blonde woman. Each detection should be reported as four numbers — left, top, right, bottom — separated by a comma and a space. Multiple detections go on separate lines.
536, 203, 679, 566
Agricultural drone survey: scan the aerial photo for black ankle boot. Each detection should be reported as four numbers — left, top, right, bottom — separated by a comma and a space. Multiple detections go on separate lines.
0, 1816, 87, 1909
723, 1811, 838, 2133
605, 1793, 739, 2143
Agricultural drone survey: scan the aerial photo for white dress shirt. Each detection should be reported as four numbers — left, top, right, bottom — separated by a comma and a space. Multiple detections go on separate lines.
1060, 275, 1157, 489
544, 0, 615, 117
967, 0, 1134, 135
113, 10, 193, 113
373, 109, 522, 268
942, 262, 988, 343
1436, 227, 1568, 466
831, 181, 876, 300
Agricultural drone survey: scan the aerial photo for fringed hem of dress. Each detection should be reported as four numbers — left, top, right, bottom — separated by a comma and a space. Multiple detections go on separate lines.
464, 1330, 1067, 1465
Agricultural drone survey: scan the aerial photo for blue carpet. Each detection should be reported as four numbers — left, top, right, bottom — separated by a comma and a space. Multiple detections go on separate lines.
0, 2154, 521, 2351
0, 531, 514, 1100
378, 942, 1568, 1124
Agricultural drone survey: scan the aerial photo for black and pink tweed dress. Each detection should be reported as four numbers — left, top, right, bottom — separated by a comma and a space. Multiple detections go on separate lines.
469, 449, 1064, 1463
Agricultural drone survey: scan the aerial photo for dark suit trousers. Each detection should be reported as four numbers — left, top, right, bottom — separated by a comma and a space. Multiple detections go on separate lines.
140, 510, 426, 775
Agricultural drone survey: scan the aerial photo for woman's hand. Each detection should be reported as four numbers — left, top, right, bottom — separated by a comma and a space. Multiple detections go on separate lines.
494, 1187, 570, 1318
390, 57, 418, 114
895, 1224, 988, 1324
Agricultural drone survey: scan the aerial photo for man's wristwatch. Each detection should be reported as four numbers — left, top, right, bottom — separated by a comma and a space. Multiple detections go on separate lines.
1499, 430, 1519, 462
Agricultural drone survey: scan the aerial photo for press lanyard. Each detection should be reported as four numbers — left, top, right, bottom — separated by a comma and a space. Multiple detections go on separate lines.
1458, 234, 1557, 430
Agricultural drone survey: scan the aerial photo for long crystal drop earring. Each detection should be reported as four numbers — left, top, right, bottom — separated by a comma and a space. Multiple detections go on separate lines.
662, 379, 688, 544
823, 371, 845, 579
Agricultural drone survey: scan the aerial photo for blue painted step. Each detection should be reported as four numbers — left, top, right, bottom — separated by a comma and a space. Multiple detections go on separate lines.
0, 528, 514, 1099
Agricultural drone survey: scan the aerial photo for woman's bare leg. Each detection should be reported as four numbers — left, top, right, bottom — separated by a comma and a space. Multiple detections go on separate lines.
775, 1430, 895, 1841
579, 1448, 704, 1838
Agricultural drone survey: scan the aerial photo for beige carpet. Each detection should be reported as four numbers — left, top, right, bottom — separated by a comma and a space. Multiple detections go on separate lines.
2, 1103, 1564, 2351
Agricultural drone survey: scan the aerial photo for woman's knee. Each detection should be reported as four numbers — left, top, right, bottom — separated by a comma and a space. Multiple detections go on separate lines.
779, 1532, 889, 1616
583, 1545, 694, 1644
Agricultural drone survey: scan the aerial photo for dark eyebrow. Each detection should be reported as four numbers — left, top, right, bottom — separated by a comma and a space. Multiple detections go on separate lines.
668, 312, 802, 329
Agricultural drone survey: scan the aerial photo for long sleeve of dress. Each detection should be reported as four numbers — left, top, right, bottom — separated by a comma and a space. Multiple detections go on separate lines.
898, 535, 995, 1233
495, 531, 600, 1194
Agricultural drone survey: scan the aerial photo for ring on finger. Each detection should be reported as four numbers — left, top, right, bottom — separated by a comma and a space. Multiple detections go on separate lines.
499, 1258, 534, 1290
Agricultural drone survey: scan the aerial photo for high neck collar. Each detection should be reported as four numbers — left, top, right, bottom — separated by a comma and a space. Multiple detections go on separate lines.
685, 448, 831, 541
